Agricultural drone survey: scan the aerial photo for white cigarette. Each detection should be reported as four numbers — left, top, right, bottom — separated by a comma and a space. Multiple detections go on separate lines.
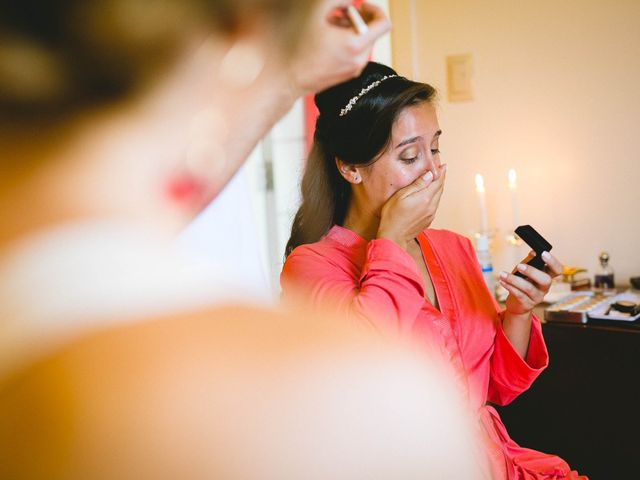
346, 5, 368, 35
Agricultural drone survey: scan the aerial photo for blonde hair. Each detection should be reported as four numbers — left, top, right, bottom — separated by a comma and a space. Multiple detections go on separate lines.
0, 0, 313, 126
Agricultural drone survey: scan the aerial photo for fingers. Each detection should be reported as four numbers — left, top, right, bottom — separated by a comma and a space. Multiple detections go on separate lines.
434, 162, 447, 186
324, 0, 353, 11
323, 1, 390, 42
425, 164, 447, 205
541, 251, 563, 277
517, 250, 563, 279
395, 170, 435, 199
356, 3, 392, 42
502, 249, 564, 314
292, 1, 391, 94
381, 164, 446, 233
327, 2, 391, 72
377, 165, 444, 243
402, 163, 447, 199
429, 166, 447, 204
513, 262, 552, 291
499, 278, 537, 312
518, 250, 536, 267
327, 12, 352, 29
499, 271, 539, 306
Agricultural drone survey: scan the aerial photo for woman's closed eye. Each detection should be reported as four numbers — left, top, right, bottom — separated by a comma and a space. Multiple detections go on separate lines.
399, 148, 420, 164
431, 148, 440, 155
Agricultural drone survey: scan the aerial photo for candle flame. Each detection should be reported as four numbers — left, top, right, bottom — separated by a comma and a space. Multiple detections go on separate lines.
508, 169, 517, 190
474, 174, 485, 193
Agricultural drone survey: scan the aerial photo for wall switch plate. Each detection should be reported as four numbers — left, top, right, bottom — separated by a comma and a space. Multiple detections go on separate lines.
446, 54, 474, 102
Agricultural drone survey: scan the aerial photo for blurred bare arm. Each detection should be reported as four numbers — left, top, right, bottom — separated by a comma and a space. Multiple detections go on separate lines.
216, 1, 390, 196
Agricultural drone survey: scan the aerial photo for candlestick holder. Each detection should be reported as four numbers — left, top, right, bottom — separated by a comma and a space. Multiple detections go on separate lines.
472, 228, 498, 249
495, 229, 527, 302
505, 228, 529, 284
505, 232, 523, 247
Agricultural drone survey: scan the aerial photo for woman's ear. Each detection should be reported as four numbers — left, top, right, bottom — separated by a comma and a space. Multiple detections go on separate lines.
335, 158, 362, 184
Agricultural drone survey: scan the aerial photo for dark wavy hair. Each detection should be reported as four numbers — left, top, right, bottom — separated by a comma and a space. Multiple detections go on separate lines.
285, 62, 437, 257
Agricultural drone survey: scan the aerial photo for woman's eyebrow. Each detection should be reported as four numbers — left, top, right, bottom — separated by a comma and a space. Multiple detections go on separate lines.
394, 129, 442, 149
394, 136, 421, 149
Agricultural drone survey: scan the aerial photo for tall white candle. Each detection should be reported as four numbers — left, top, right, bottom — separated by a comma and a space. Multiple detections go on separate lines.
475, 174, 488, 234
508, 168, 520, 229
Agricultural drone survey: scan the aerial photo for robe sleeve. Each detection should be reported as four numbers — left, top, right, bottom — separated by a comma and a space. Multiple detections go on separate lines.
281, 239, 426, 334
487, 311, 549, 406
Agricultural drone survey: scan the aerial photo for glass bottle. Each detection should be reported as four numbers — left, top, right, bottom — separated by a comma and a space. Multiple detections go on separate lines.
475, 234, 495, 296
594, 251, 615, 290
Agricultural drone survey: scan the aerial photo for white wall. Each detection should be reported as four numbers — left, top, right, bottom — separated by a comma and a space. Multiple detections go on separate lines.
390, 0, 640, 283
264, 101, 307, 292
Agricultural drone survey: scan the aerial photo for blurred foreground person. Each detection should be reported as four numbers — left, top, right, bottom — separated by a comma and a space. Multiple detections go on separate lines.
0, 3, 488, 478
0, 305, 485, 480
0, 0, 389, 374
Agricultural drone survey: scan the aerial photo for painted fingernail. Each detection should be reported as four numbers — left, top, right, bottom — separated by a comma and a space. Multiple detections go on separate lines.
422, 171, 434, 182
517, 263, 527, 272
500, 271, 508, 280
541, 251, 551, 261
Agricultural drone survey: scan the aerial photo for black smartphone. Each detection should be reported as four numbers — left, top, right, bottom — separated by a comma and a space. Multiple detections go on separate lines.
514, 225, 552, 278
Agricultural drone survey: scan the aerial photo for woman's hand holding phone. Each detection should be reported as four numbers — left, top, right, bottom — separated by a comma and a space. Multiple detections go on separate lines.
500, 251, 564, 315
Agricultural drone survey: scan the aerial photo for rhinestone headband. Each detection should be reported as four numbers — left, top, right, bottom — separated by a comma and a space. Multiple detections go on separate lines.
339, 75, 399, 117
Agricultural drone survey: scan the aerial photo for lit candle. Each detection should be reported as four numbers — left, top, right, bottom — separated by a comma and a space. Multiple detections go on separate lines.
508, 168, 520, 229
475, 173, 488, 233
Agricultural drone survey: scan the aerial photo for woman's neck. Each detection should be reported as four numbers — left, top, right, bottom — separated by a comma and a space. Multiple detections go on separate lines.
341, 196, 380, 242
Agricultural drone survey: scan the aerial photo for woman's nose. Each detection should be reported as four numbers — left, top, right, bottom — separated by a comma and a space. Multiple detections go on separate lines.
422, 156, 439, 179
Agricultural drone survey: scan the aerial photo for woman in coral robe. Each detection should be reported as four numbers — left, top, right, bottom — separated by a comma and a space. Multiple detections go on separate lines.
281, 62, 586, 479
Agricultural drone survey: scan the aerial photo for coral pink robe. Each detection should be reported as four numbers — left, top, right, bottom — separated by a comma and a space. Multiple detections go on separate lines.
281, 226, 586, 480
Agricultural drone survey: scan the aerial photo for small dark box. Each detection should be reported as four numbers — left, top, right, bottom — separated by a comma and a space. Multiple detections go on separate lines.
514, 225, 553, 277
